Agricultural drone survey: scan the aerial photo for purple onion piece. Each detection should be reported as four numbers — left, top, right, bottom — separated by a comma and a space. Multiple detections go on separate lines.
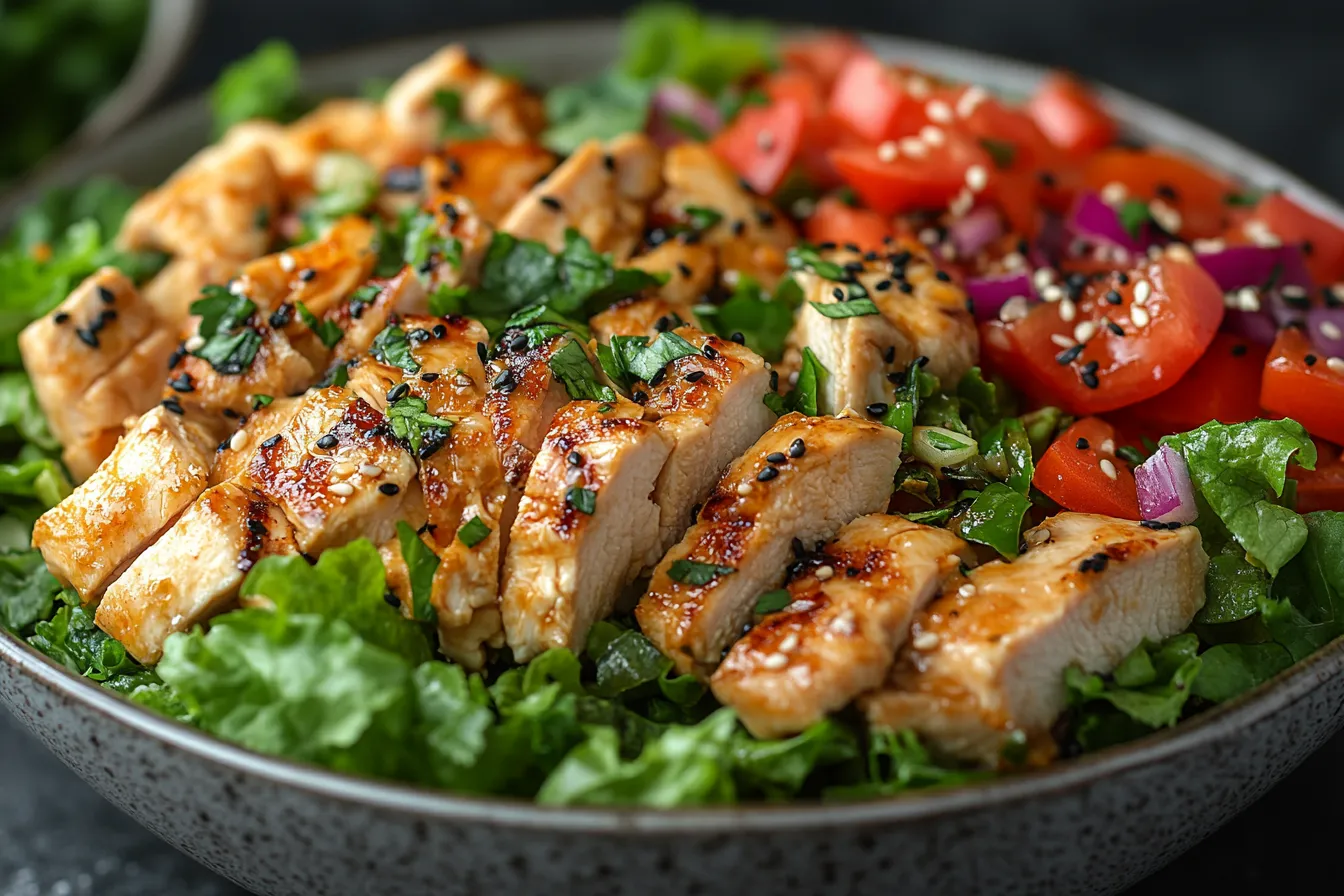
965, 272, 1035, 323
1135, 444, 1199, 524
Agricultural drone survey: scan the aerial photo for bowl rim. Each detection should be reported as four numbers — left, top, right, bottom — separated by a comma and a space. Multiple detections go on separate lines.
3, 16, 1342, 833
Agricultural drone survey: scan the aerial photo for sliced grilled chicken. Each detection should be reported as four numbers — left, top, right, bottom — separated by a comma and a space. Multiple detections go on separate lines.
589, 297, 693, 344
383, 44, 545, 148
711, 514, 974, 738
326, 268, 430, 366
499, 134, 662, 260
117, 141, 280, 262
636, 411, 904, 676
863, 512, 1208, 766
95, 482, 297, 664
638, 326, 777, 555
425, 141, 556, 224
501, 400, 672, 661
237, 385, 417, 553
19, 268, 177, 478
787, 244, 978, 413
652, 143, 795, 289
412, 192, 495, 292
209, 396, 303, 485
31, 406, 215, 601
625, 239, 717, 306
482, 333, 577, 491
140, 255, 241, 326
168, 324, 316, 427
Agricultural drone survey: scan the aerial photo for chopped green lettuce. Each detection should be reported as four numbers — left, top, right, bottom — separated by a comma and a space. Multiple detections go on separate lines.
211, 40, 301, 136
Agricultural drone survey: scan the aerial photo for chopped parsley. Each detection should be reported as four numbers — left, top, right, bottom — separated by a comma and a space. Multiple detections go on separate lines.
808, 298, 879, 319
1117, 199, 1153, 238
295, 301, 343, 349
456, 516, 492, 548
188, 285, 263, 375
549, 338, 616, 402
387, 395, 454, 456
250, 394, 274, 410
668, 559, 736, 585
683, 205, 724, 231
694, 275, 801, 362
565, 486, 597, 515
754, 589, 791, 614
432, 89, 490, 140
395, 521, 439, 624
978, 138, 1017, 170
370, 324, 419, 373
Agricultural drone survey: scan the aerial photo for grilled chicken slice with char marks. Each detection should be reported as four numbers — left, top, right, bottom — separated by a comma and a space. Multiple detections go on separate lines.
209, 396, 303, 485
590, 296, 693, 344
652, 143, 796, 290
863, 512, 1208, 766
425, 141, 556, 224
19, 268, 175, 477
636, 411, 904, 677
410, 192, 495, 292
323, 268, 428, 368
482, 333, 577, 492
95, 483, 297, 664
117, 141, 280, 262
500, 134, 662, 261
712, 514, 974, 738
786, 244, 977, 414
383, 44, 545, 148
635, 326, 777, 556
502, 400, 672, 661
31, 406, 215, 601
168, 323, 315, 428
237, 385, 417, 554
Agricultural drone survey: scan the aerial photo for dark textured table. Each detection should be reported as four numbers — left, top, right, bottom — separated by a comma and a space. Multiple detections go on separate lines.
3, 2, 1340, 893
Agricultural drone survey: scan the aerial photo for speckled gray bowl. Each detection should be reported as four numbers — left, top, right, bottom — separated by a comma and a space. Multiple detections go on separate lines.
4, 20, 1344, 896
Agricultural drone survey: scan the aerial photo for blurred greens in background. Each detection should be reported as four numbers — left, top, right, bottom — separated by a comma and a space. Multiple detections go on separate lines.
0, 0, 149, 182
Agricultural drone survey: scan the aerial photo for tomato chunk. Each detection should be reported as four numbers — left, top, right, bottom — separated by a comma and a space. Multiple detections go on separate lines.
1083, 149, 1235, 240
1034, 418, 1141, 519
986, 252, 1225, 414
711, 98, 805, 196
1027, 73, 1118, 156
828, 53, 917, 142
804, 197, 893, 252
1232, 193, 1344, 285
1115, 333, 1267, 435
830, 131, 991, 216
1261, 327, 1344, 445
781, 33, 865, 90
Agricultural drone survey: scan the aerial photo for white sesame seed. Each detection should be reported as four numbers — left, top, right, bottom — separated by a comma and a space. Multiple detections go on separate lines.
955, 85, 986, 119
1033, 268, 1057, 291
1236, 287, 1261, 312
228, 280, 247, 296
829, 609, 857, 635
939, 244, 958, 261
329, 482, 354, 496
1328, 357, 1344, 376
1073, 321, 1097, 343
736, 482, 752, 496
948, 188, 974, 219
815, 565, 835, 581
918, 227, 941, 246
1133, 280, 1152, 305
722, 269, 741, 287
791, 197, 816, 219
454, 373, 473, 386
756, 130, 775, 152
1100, 458, 1118, 480
1333, 284, 1344, 303
1321, 321, 1343, 340
906, 75, 931, 99
358, 463, 383, 477
1058, 298, 1077, 322
919, 124, 945, 147
1100, 181, 1129, 205
332, 461, 356, 477
957, 582, 977, 598
1147, 244, 1164, 260
229, 430, 249, 451
762, 652, 789, 670
278, 252, 296, 272
877, 140, 899, 163
787, 599, 816, 614
1130, 305, 1151, 328
926, 99, 954, 123
999, 296, 1031, 322
899, 137, 928, 158
778, 632, 800, 653
912, 631, 941, 651
1025, 526, 1051, 545
965, 165, 988, 193
1041, 284, 1064, 303
1001, 252, 1027, 271
1282, 284, 1308, 300
1148, 199, 1182, 234
1050, 333, 1075, 349
1099, 439, 1115, 455
1244, 219, 1280, 247
1191, 238, 1226, 254
1164, 243, 1194, 263
184, 335, 205, 352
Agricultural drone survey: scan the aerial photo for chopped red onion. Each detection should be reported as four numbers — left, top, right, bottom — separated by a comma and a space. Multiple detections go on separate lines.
1220, 308, 1279, 346
1068, 192, 1147, 253
1307, 307, 1344, 357
948, 206, 1003, 259
646, 82, 723, 148
1194, 244, 1313, 293
965, 272, 1035, 322
1135, 444, 1198, 524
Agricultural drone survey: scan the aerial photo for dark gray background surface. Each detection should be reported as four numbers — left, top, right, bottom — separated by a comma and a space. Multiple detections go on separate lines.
3, 1, 1340, 893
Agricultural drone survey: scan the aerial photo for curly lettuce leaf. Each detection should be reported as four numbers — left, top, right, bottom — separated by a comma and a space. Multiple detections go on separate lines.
210, 40, 301, 136
1063, 634, 1203, 750
618, 3, 776, 97
0, 549, 61, 633
824, 729, 986, 800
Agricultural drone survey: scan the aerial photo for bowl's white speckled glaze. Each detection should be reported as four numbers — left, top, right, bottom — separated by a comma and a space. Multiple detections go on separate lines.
3, 20, 1343, 896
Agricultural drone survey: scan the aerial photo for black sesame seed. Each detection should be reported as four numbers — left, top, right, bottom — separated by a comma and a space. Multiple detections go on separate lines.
222, 408, 241, 420
432, 324, 448, 339
915, 355, 930, 368
897, 281, 914, 294
440, 201, 459, 221
167, 345, 185, 369
788, 438, 806, 458
818, 241, 838, 251
757, 466, 780, 482
887, 371, 907, 386
684, 370, 705, 383
865, 402, 890, 417
832, 286, 846, 300
729, 332, 745, 344
1076, 438, 1090, 450
507, 333, 529, 352
874, 280, 892, 292
476, 342, 488, 363
298, 268, 317, 282
677, 262, 693, 279
1081, 371, 1100, 389
1105, 320, 1125, 336
1306, 354, 1318, 366
653, 315, 674, 333
387, 382, 411, 402
168, 374, 195, 393
731, 219, 747, 236
269, 304, 294, 328
769, 370, 779, 390
934, 270, 952, 282
379, 483, 401, 496
53, 311, 70, 324
261, 434, 282, 449
889, 250, 912, 268
161, 398, 184, 415
649, 368, 667, 387
1104, 290, 1123, 306
632, 389, 648, 404
602, 153, 616, 172
766, 452, 786, 464
756, 209, 775, 226
418, 372, 439, 384
384, 591, 401, 608
1116, 272, 1130, 285
492, 370, 516, 390
882, 345, 897, 364
567, 451, 582, 466
316, 433, 339, 450
702, 344, 719, 360
540, 195, 563, 211
846, 567, 861, 577
97, 286, 116, 304
75, 328, 99, 348
408, 328, 432, 344
679, 230, 703, 246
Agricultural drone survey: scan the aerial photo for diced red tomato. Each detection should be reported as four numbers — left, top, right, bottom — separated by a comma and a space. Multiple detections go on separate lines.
1033, 417, 1141, 519
984, 253, 1225, 414
1114, 333, 1267, 435
764, 70, 827, 117
1230, 193, 1344, 285
711, 98, 806, 196
764, 71, 856, 190
1293, 441, 1344, 513
1027, 73, 1118, 156
827, 53, 919, 143
804, 197, 893, 251
1083, 149, 1235, 240
1261, 327, 1344, 445
781, 33, 866, 90
830, 131, 991, 216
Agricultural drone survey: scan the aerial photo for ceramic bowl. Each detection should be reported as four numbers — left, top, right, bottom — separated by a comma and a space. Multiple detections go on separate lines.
3, 20, 1343, 896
